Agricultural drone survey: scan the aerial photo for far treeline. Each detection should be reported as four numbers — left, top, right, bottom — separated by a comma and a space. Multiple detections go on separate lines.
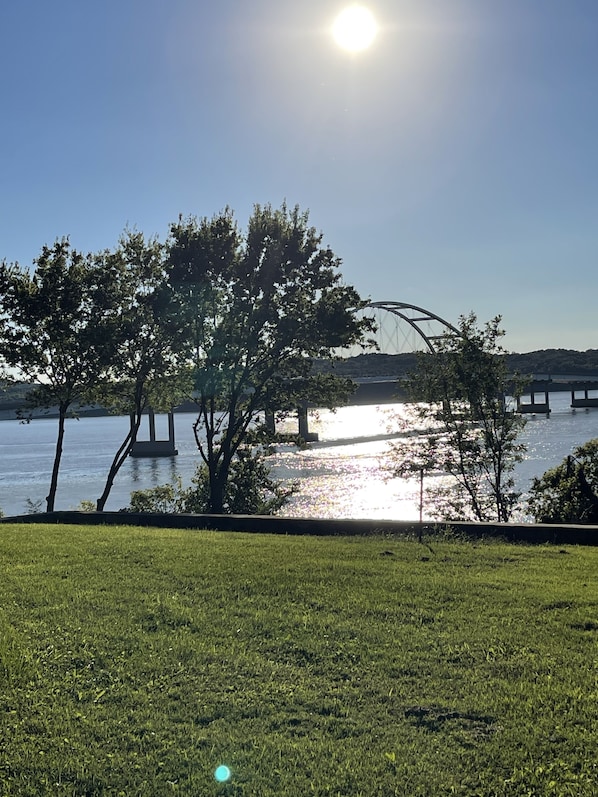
1, 202, 597, 525
315, 349, 598, 379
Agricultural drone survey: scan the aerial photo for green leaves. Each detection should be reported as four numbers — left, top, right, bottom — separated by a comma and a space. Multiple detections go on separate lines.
528, 438, 598, 523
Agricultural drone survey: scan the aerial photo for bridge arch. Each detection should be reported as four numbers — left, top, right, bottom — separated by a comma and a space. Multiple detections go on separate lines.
363, 301, 461, 355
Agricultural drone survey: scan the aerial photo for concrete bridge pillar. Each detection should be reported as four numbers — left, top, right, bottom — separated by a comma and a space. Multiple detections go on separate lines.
297, 401, 319, 442
571, 387, 598, 408
130, 409, 179, 457
262, 405, 318, 442
148, 410, 156, 442
264, 409, 276, 435
516, 391, 550, 414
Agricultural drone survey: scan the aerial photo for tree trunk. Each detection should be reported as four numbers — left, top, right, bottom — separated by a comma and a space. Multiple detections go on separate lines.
208, 465, 227, 514
46, 404, 68, 513
96, 412, 143, 511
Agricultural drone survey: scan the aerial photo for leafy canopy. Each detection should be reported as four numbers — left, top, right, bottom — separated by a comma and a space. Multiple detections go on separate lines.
0, 240, 121, 511
167, 203, 373, 513
527, 438, 598, 524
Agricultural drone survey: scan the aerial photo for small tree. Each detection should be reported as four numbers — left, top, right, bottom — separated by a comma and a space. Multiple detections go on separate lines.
167, 203, 373, 513
0, 241, 117, 512
388, 314, 527, 522
527, 439, 598, 524
88, 231, 190, 511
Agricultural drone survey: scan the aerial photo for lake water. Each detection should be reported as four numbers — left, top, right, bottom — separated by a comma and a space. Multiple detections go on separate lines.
1, 393, 598, 519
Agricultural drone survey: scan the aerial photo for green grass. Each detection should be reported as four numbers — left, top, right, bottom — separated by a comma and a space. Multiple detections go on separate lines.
0, 525, 597, 796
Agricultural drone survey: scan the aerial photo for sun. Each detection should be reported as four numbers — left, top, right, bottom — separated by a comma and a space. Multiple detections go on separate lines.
332, 5, 378, 52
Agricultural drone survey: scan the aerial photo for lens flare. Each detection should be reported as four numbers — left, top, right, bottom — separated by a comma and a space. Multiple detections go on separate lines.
214, 765, 231, 782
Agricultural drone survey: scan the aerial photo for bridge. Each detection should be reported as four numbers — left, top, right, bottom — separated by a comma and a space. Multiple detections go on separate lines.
516, 379, 598, 414
131, 301, 598, 454
343, 376, 598, 413
132, 301, 457, 453
299, 302, 598, 427
264, 301, 462, 442
340, 303, 598, 415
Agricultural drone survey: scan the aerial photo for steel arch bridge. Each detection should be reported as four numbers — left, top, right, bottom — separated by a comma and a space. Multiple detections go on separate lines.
354, 301, 460, 355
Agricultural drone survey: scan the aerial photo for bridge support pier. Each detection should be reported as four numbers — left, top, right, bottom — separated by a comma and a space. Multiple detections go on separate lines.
571, 388, 598, 408
262, 405, 319, 442
517, 391, 550, 414
130, 410, 178, 457
297, 402, 319, 443
264, 409, 276, 435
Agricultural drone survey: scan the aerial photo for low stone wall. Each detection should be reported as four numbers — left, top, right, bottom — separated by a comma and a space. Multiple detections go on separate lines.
2, 511, 598, 546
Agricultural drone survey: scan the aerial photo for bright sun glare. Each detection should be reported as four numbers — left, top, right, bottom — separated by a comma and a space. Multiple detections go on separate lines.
332, 5, 378, 52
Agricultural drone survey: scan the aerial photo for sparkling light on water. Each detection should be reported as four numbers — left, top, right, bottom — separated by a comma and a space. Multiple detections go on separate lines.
1, 398, 598, 518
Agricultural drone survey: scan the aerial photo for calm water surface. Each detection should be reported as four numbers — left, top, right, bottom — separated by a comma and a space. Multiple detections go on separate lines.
1, 394, 598, 519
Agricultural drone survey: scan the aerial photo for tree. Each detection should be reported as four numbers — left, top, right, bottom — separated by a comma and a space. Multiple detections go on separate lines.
89, 231, 191, 511
527, 439, 598, 523
167, 203, 374, 513
388, 314, 527, 522
0, 241, 118, 512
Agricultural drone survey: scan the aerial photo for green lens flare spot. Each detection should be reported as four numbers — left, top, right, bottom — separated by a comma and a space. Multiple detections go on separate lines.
214, 765, 231, 783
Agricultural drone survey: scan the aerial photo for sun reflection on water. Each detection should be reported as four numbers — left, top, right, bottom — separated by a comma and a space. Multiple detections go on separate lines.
273, 404, 424, 520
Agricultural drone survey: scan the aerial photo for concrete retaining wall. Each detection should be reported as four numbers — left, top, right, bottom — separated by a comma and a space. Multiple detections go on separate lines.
2, 511, 598, 546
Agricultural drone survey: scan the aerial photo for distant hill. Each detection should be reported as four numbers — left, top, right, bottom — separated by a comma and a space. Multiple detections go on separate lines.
505, 349, 598, 377
0, 381, 35, 410
316, 349, 598, 379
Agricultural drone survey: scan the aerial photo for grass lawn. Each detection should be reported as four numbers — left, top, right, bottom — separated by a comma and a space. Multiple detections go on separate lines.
0, 524, 597, 796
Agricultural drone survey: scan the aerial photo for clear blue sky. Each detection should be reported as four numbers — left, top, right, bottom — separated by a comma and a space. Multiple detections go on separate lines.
1, 1, 596, 353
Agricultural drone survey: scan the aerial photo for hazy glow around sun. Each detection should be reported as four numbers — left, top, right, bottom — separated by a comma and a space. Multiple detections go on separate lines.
333, 5, 378, 52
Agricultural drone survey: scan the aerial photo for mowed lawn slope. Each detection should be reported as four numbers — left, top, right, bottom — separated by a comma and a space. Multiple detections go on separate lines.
0, 525, 597, 796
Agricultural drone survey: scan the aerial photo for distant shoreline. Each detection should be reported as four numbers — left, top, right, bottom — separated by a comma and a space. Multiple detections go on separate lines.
3, 348, 598, 420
